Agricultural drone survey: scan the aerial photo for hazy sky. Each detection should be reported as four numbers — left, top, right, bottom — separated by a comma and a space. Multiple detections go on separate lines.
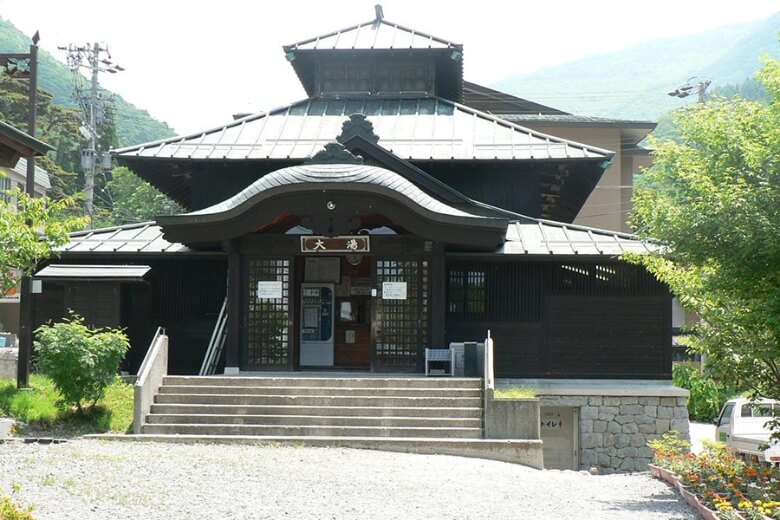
1, 0, 778, 134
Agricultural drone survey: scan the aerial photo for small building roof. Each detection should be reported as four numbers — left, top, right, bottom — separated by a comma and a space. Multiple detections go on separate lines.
0, 120, 53, 168
114, 97, 612, 162
59, 222, 191, 254
35, 264, 151, 282
502, 219, 655, 256
462, 81, 656, 145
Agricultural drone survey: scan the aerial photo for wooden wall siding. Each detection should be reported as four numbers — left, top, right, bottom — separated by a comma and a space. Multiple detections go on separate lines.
31, 257, 228, 375
32, 283, 65, 330
245, 258, 292, 369
444, 259, 671, 379
374, 259, 429, 372
545, 295, 668, 377
65, 283, 120, 329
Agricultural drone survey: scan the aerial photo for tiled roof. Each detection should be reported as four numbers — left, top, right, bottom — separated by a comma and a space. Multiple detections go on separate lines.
502, 220, 655, 256
284, 18, 460, 52
59, 222, 191, 254
114, 97, 612, 162
55, 218, 654, 258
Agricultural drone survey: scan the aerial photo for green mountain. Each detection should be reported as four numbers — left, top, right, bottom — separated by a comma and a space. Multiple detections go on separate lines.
492, 12, 780, 121
0, 17, 175, 147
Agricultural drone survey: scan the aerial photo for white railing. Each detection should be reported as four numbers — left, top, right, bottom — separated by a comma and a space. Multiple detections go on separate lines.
484, 329, 495, 392
133, 327, 168, 434
483, 329, 495, 434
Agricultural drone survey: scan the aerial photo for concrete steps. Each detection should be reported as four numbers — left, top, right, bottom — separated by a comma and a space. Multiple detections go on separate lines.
142, 376, 484, 440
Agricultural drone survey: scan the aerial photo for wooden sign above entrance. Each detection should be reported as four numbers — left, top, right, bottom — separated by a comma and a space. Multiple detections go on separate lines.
300, 236, 370, 254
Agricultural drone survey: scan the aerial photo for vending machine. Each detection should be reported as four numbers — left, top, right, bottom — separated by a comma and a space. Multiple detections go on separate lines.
299, 283, 335, 366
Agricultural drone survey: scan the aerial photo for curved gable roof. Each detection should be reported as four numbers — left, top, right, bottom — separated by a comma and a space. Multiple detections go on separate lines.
187, 163, 479, 219
157, 162, 508, 248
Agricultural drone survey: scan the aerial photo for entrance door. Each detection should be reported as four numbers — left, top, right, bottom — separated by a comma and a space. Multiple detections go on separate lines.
373, 259, 429, 372
541, 407, 579, 470
300, 284, 335, 367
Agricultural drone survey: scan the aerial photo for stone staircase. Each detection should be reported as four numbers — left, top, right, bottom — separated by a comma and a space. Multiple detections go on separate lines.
100, 374, 544, 468
141, 375, 484, 438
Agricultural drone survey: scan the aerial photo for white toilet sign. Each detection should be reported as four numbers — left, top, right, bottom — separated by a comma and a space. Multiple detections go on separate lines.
382, 282, 407, 300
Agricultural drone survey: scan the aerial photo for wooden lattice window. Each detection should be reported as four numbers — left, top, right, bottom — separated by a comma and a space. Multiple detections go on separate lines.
247, 258, 291, 367
374, 259, 428, 371
447, 268, 486, 317
447, 262, 542, 321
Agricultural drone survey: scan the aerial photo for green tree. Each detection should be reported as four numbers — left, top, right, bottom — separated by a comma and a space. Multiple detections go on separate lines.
104, 166, 182, 225
630, 55, 780, 399
0, 190, 86, 293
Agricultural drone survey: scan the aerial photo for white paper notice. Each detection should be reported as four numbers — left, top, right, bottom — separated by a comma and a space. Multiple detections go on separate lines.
382, 281, 407, 300
257, 281, 283, 300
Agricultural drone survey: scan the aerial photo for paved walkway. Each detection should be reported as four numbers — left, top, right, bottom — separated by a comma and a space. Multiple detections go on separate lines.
0, 439, 697, 520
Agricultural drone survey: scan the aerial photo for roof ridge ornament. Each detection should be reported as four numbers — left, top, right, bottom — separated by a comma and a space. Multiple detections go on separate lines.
374, 5, 384, 27
337, 114, 380, 145
306, 142, 364, 165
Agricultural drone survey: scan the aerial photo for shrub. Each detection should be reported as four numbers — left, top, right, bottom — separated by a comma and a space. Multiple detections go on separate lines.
673, 364, 736, 422
0, 495, 35, 520
34, 315, 129, 410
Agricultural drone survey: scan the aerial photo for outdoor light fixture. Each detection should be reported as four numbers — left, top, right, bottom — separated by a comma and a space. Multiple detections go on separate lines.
450, 50, 462, 61
285, 51, 296, 62
326, 200, 336, 210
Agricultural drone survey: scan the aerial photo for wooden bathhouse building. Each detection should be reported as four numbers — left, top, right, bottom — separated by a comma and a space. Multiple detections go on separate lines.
30, 8, 688, 472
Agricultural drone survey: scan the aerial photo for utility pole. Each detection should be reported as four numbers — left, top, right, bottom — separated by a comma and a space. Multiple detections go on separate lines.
668, 77, 712, 104
59, 43, 123, 228
0, 31, 40, 388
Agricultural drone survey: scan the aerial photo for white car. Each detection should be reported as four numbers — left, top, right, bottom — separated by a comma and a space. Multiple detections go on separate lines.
715, 397, 780, 465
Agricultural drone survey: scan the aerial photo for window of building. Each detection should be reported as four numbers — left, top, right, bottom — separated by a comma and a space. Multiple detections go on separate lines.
0, 177, 12, 203
447, 262, 542, 322
447, 268, 486, 317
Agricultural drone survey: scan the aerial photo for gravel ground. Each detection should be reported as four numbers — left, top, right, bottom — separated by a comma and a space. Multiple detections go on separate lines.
0, 440, 697, 520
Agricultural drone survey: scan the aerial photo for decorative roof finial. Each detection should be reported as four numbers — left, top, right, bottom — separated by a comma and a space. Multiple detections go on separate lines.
374, 5, 384, 26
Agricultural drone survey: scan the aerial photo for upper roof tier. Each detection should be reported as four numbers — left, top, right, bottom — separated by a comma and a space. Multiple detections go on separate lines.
282, 6, 465, 101
284, 6, 461, 52
114, 97, 611, 162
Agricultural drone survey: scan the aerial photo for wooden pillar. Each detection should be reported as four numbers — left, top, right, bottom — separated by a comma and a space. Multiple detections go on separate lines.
430, 243, 446, 348
224, 241, 241, 374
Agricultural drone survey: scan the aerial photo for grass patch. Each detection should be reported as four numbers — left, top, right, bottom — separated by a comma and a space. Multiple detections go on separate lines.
0, 374, 134, 436
494, 386, 536, 399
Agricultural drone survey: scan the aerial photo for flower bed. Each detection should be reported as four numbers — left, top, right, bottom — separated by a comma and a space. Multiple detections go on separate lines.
648, 431, 780, 520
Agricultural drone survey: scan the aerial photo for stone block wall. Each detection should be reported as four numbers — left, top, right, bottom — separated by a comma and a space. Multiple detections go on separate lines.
539, 394, 689, 473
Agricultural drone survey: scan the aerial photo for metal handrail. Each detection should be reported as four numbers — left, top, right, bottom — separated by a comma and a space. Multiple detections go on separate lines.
200, 297, 228, 376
